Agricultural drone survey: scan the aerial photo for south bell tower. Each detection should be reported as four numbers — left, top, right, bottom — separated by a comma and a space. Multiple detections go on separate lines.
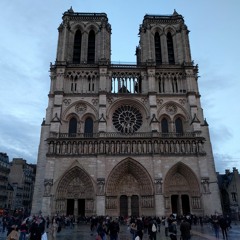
32, 8, 222, 218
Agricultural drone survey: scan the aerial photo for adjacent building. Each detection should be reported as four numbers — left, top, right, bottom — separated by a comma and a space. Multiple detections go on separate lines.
32, 8, 222, 217
217, 168, 240, 220
0, 153, 10, 210
8, 158, 36, 213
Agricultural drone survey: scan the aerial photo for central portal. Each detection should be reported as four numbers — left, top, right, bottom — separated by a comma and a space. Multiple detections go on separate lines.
120, 195, 139, 217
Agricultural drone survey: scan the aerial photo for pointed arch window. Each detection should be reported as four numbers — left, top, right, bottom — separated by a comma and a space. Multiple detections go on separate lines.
69, 117, 77, 137
175, 117, 183, 134
84, 117, 93, 137
73, 30, 82, 63
155, 32, 162, 64
167, 32, 175, 64
161, 118, 169, 134
87, 30, 95, 64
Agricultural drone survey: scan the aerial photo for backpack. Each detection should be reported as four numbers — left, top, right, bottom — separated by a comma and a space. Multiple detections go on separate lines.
152, 223, 157, 232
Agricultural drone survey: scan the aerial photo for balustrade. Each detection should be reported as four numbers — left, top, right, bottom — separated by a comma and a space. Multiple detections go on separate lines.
47, 132, 205, 156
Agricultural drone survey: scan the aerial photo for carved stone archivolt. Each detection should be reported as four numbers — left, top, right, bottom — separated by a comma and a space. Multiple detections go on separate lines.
56, 166, 94, 199
166, 103, 177, 115
164, 162, 200, 196
106, 158, 154, 196
75, 103, 87, 113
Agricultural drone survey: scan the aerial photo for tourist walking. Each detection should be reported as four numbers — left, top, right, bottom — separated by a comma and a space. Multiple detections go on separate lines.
180, 218, 191, 240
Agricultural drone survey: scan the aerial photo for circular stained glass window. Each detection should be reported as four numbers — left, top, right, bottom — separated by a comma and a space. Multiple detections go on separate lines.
112, 105, 143, 134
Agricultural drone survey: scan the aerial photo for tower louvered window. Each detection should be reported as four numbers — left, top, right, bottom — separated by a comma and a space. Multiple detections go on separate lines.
175, 117, 183, 134
155, 32, 162, 64
87, 30, 95, 64
161, 118, 169, 133
167, 32, 175, 64
69, 117, 77, 137
73, 30, 82, 63
84, 117, 93, 137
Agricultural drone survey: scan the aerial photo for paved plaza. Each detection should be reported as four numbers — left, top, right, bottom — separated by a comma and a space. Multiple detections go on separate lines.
1, 221, 240, 240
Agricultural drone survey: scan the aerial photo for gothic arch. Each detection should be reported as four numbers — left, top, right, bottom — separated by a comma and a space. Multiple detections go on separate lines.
55, 166, 95, 199
85, 23, 99, 34
71, 23, 85, 33
107, 98, 149, 119
151, 26, 164, 35
62, 100, 98, 120
157, 101, 190, 121
105, 158, 154, 196
164, 162, 200, 197
163, 26, 176, 35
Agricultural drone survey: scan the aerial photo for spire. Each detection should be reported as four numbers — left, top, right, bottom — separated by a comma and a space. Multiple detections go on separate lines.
173, 9, 178, 16
68, 6, 74, 13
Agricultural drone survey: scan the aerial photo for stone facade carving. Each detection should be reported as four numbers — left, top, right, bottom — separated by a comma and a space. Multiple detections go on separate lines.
44, 179, 53, 196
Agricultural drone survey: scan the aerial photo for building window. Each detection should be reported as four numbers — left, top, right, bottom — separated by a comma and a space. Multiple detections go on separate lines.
73, 30, 82, 63
84, 117, 93, 137
232, 192, 237, 202
161, 118, 169, 133
167, 32, 175, 64
175, 117, 183, 134
155, 32, 162, 64
69, 117, 77, 137
87, 30, 95, 64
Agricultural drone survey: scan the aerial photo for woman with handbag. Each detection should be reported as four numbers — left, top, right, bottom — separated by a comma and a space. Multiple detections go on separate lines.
6, 225, 19, 240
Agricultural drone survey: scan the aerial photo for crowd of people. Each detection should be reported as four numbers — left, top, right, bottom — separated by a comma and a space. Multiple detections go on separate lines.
0, 212, 234, 240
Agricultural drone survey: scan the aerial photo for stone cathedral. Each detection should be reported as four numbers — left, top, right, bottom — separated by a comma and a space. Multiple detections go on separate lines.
32, 8, 222, 218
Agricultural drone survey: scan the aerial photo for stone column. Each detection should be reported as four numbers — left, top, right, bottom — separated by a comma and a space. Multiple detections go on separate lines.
74, 199, 78, 217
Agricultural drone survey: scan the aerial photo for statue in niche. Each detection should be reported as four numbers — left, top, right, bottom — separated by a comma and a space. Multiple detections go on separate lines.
97, 179, 105, 195
116, 142, 120, 153
106, 142, 109, 153
202, 179, 209, 193
100, 141, 104, 153
143, 142, 146, 153
127, 141, 131, 153
155, 179, 163, 194
138, 142, 142, 153
121, 141, 125, 153
148, 142, 152, 153
132, 142, 136, 153
89, 142, 93, 153
44, 179, 53, 196
111, 142, 115, 153
181, 141, 185, 153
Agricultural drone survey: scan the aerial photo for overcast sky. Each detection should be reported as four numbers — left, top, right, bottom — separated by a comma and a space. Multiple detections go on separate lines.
0, 0, 239, 173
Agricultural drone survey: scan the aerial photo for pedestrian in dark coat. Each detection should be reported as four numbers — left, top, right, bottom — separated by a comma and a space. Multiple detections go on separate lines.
180, 218, 191, 240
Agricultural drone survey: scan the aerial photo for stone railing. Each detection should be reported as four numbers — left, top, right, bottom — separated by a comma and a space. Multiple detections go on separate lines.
47, 132, 205, 156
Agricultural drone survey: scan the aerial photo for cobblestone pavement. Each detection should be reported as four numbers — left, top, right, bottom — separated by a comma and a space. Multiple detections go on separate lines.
1, 222, 240, 240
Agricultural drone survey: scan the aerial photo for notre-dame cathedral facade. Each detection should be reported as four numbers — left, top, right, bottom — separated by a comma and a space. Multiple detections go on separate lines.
32, 8, 222, 218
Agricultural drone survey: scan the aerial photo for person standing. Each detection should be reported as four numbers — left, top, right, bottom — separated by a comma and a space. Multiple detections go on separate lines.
180, 218, 191, 240
19, 220, 28, 240
148, 219, 157, 240
163, 217, 169, 237
168, 215, 177, 240
211, 215, 220, 239
219, 215, 228, 239
6, 225, 19, 240
108, 218, 120, 240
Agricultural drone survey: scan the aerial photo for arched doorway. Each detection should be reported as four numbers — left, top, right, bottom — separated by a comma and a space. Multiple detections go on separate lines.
164, 162, 202, 216
105, 158, 154, 217
55, 166, 95, 217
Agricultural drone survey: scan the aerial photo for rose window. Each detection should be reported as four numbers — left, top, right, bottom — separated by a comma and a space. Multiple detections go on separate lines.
112, 105, 143, 134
